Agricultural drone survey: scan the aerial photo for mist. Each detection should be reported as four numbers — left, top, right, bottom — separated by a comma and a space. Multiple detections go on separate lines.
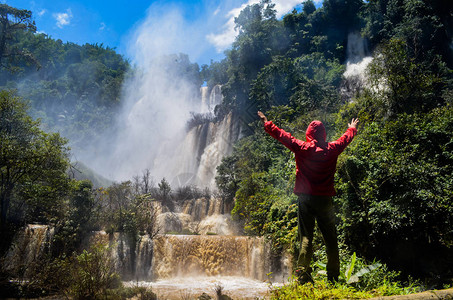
78, 3, 238, 187
24, 1, 306, 186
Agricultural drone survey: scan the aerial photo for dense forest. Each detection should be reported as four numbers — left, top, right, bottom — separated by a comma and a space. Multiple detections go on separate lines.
1, 0, 453, 298
211, 0, 453, 282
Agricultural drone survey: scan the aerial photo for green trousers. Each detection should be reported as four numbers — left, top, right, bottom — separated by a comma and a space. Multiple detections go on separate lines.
296, 194, 340, 280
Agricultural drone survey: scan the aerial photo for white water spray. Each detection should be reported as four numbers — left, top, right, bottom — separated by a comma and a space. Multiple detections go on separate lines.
85, 11, 239, 189
342, 32, 373, 100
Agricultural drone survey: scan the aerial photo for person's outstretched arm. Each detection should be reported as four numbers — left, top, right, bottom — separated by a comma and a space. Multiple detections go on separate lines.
258, 111, 303, 152
348, 118, 359, 130
330, 118, 359, 153
257, 111, 268, 123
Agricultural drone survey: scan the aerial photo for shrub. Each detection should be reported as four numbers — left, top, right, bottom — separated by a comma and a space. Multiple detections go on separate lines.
336, 106, 453, 279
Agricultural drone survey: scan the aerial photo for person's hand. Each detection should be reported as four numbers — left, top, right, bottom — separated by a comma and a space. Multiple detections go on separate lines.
257, 111, 268, 123
348, 118, 359, 129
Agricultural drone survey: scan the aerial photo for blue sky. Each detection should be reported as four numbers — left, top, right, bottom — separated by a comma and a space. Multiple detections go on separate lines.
3, 0, 320, 66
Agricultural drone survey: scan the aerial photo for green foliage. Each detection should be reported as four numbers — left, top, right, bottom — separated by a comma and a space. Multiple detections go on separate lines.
98, 179, 161, 241
201, 59, 228, 89
250, 56, 301, 110
41, 243, 121, 299
271, 259, 421, 300
336, 106, 453, 275
0, 30, 130, 153
0, 4, 38, 71
270, 279, 372, 299
263, 203, 298, 254
250, 55, 343, 117
363, 0, 453, 67
70, 243, 121, 299
99, 181, 132, 234
283, 0, 364, 61
232, 172, 275, 235
158, 178, 171, 201
0, 90, 71, 226
366, 39, 447, 116
9, 248, 157, 299
221, 0, 288, 124
273, 250, 423, 299
294, 53, 345, 86
53, 180, 97, 255
314, 251, 396, 290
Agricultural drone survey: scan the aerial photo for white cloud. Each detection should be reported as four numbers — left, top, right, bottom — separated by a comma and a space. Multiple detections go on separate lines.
273, 0, 304, 18
99, 22, 106, 31
206, 4, 244, 53
206, 0, 303, 53
37, 9, 47, 17
53, 9, 73, 28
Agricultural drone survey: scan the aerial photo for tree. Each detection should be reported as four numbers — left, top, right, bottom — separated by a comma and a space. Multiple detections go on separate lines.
53, 180, 96, 255
282, 1, 316, 58
200, 59, 228, 89
363, 0, 453, 68
0, 90, 70, 226
104, 181, 132, 232
336, 107, 453, 277
132, 193, 160, 239
0, 4, 39, 71
141, 168, 152, 194
222, 0, 288, 126
158, 178, 171, 201
366, 39, 447, 117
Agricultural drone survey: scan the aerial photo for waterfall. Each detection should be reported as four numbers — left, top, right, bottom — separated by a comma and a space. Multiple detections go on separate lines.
4, 198, 289, 280
151, 235, 274, 280
3, 197, 290, 299
152, 85, 240, 190
2, 225, 54, 278
156, 197, 233, 235
200, 85, 222, 114
82, 52, 240, 191
341, 32, 373, 101
81, 196, 288, 283
194, 112, 238, 189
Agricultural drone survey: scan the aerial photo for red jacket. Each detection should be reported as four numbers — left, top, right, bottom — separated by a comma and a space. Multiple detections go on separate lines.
264, 120, 357, 196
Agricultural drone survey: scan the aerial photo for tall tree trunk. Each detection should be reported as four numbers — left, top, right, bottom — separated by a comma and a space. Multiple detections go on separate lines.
0, 188, 11, 227
0, 14, 8, 66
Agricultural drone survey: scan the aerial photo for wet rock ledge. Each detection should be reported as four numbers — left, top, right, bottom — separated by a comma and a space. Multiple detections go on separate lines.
369, 288, 453, 300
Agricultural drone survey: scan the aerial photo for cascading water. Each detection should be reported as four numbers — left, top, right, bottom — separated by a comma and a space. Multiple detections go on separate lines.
341, 32, 373, 101
200, 85, 222, 114
84, 196, 289, 299
152, 235, 272, 279
2, 193, 290, 298
2, 225, 54, 278
152, 84, 240, 190
3, 79, 286, 298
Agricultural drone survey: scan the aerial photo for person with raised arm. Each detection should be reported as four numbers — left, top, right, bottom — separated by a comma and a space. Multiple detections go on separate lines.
258, 111, 358, 284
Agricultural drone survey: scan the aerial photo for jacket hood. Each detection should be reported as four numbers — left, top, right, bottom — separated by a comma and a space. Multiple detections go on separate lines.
306, 120, 326, 143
